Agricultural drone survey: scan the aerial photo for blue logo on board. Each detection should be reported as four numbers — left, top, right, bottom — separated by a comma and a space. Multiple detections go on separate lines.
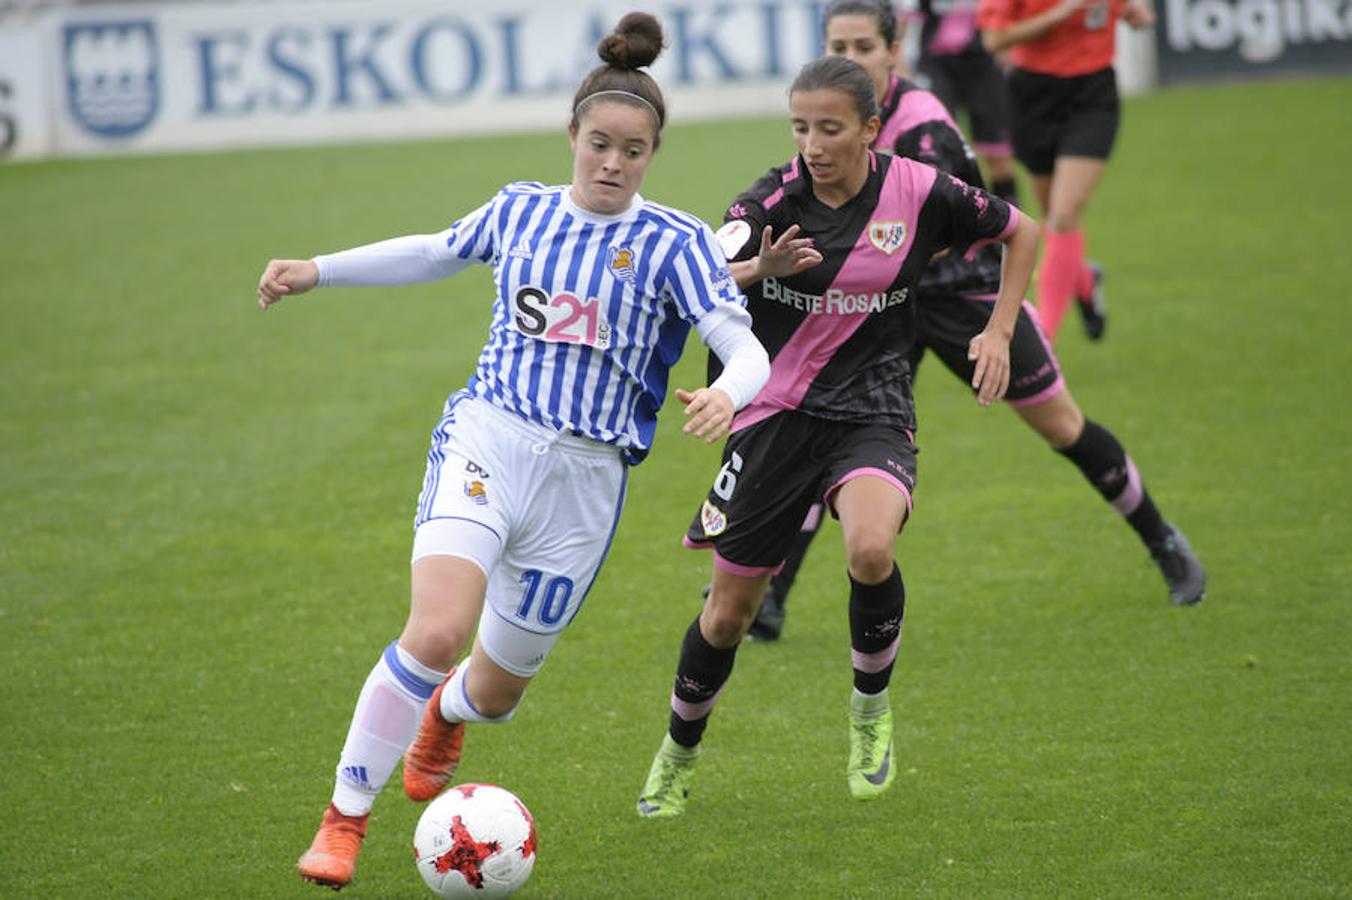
63, 20, 160, 139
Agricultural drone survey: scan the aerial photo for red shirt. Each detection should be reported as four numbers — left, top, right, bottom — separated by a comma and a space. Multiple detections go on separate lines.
977, 0, 1119, 77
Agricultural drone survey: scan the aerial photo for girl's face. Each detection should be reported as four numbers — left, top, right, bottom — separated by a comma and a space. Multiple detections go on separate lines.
824, 13, 899, 104
790, 87, 880, 198
568, 101, 657, 216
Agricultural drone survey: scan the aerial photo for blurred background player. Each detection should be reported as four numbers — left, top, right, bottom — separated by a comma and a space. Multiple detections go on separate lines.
978, 0, 1157, 341
747, 0, 1204, 642
257, 13, 769, 889
900, 0, 1021, 207
636, 55, 1040, 817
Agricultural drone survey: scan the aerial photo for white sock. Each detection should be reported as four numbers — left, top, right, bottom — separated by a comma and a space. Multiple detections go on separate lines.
439, 659, 521, 724
850, 686, 890, 719
331, 642, 447, 816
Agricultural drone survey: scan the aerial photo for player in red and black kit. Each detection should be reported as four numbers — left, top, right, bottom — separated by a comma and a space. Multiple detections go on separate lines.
636, 55, 1041, 816
747, 0, 1204, 642
978, 0, 1155, 341
901, 0, 1021, 206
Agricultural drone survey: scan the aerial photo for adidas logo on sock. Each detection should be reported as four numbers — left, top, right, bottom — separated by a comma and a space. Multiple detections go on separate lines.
340, 765, 371, 788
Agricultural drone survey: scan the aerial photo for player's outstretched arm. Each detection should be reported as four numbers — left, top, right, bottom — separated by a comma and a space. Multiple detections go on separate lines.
257, 259, 320, 309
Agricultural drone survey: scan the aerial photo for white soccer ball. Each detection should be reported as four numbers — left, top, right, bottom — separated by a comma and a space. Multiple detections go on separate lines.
413, 784, 538, 898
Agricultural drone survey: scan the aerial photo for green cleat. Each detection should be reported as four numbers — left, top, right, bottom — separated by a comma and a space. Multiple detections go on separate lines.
847, 702, 896, 801
637, 734, 698, 818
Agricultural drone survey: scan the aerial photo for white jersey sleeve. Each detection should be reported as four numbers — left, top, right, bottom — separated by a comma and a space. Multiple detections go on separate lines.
314, 197, 499, 287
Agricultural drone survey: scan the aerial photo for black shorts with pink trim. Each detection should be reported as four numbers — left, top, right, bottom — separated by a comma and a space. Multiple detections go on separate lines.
684, 411, 918, 574
914, 293, 1064, 407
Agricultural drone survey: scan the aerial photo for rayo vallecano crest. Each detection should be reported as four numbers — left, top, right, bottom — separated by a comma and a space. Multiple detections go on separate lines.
63, 20, 160, 139
868, 220, 907, 255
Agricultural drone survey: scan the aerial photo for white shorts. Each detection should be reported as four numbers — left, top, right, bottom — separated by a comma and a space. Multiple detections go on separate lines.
411, 393, 628, 677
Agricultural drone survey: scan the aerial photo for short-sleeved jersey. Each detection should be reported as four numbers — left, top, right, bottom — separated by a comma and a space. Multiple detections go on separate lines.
977, 0, 1120, 76
715, 152, 1016, 433
446, 183, 747, 465
876, 75, 1004, 297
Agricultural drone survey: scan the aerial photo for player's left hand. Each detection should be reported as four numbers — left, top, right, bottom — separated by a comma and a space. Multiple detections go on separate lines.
676, 387, 735, 443
967, 330, 1011, 406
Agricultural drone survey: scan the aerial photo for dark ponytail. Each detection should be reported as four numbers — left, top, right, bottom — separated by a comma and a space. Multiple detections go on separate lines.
571, 12, 668, 145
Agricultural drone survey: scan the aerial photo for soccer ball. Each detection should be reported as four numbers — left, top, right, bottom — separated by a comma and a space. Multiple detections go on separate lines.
413, 784, 538, 898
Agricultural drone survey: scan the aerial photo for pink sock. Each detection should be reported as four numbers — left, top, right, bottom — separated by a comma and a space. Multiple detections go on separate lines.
1036, 230, 1085, 340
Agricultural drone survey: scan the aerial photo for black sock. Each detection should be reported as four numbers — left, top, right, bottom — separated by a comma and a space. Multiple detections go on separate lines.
849, 564, 905, 695
992, 176, 1019, 207
668, 618, 739, 748
1058, 419, 1169, 546
767, 503, 825, 605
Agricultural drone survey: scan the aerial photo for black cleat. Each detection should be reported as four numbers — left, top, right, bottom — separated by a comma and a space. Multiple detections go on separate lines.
1076, 263, 1107, 341
747, 586, 786, 641
1149, 523, 1206, 606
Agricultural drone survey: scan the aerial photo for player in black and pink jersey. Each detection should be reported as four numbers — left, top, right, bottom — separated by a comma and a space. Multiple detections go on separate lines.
901, 0, 1021, 207
636, 55, 1041, 816
746, 0, 1204, 644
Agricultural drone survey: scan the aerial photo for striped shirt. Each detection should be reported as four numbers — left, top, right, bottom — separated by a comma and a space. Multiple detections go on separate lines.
438, 183, 745, 464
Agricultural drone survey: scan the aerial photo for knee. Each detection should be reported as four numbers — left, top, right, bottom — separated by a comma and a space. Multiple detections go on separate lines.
846, 540, 896, 585
700, 589, 758, 646
1041, 408, 1085, 450
400, 616, 473, 672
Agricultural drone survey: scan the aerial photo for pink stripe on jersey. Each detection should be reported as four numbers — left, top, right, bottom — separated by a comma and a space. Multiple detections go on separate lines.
929, 9, 979, 55
763, 158, 803, 212
733, 158, 938, 432
852, 635, 900, 674
1111, 457, 1144, 516
876, 77, 961, 153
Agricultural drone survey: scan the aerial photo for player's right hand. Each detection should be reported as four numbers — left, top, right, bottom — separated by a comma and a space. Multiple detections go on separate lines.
257, 259, 319, 309
756, 225, 822, 279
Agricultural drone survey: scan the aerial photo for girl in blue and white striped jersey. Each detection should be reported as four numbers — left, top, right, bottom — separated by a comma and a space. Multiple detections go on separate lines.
258, 13, 770, 890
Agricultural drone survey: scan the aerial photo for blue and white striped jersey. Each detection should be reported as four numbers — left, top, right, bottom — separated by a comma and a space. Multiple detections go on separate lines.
446, 182, 745, 464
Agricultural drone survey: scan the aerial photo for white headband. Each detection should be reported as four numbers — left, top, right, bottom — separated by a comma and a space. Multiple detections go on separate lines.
574, 89, 661, 125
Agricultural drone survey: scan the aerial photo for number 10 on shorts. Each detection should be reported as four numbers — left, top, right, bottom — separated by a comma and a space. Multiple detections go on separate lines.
516, 570, 575, 626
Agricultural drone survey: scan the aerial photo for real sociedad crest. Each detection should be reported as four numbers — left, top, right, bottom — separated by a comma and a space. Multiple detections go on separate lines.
868, 220, 907, 255
63, 20, 160, 139
608, 246, 637, 284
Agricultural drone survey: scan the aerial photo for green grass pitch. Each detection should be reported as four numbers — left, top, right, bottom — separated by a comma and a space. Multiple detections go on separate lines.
2, 75, 1349, 897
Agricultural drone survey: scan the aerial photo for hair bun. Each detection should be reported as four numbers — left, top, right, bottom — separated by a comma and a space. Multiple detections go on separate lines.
597, 12, 665, 70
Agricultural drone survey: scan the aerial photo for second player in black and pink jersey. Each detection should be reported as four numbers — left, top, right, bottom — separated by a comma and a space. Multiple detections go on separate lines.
711, 149, 1017, 435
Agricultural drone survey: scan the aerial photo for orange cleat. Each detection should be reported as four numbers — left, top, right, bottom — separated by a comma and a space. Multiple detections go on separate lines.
298, 803, 368, 890
403, 674, 466, 802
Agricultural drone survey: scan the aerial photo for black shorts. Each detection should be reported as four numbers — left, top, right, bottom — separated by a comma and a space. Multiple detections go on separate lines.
913, 294, 1064, 406
684, 413, 918, 573
918, 53, 1014, 155
1006, 66, 1120, 175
